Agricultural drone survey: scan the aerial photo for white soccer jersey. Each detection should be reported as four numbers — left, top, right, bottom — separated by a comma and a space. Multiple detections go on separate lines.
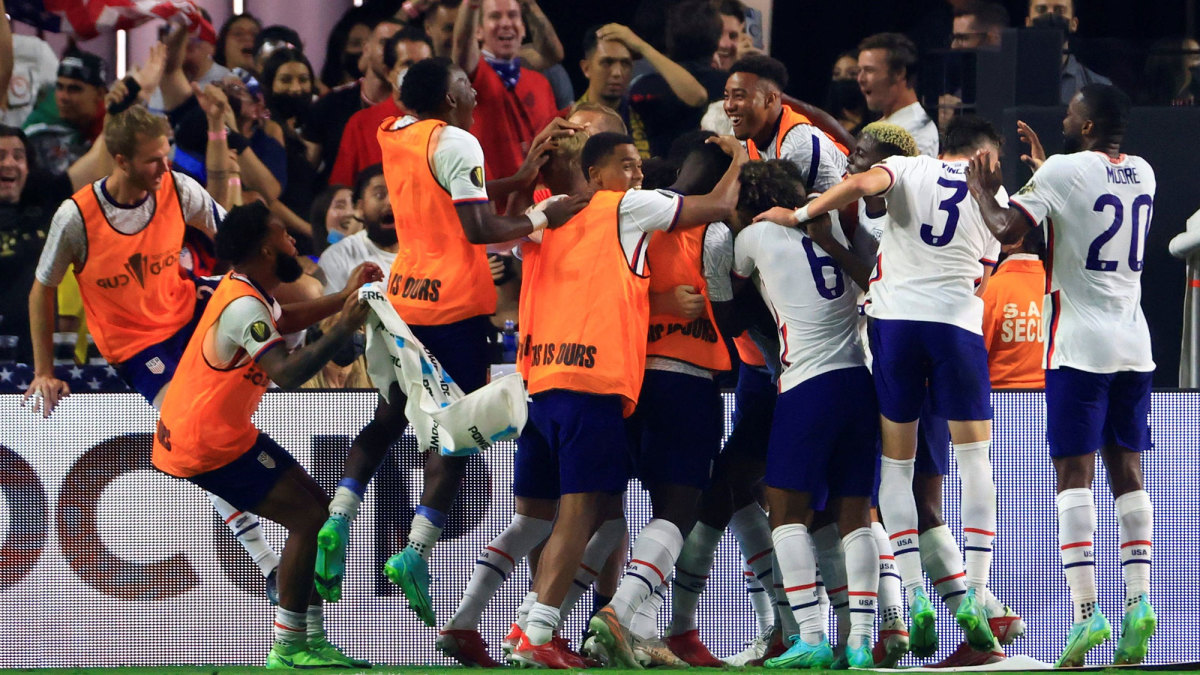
751, 123, 849, 193
733, 211, 865, 393
864, 155, 1002, 334
1008, 151, 1156, 373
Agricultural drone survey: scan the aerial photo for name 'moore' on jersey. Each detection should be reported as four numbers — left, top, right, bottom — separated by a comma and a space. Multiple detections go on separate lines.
865, 155, 1002, 334
1008, 151, 1156, 373
733, 210, 864, 393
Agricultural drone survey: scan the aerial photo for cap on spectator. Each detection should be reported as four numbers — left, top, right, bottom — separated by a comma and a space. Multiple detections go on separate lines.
58, 51, 107, 87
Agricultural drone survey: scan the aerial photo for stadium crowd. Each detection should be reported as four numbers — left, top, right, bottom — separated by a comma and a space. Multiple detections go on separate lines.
1, 0, 1167, 670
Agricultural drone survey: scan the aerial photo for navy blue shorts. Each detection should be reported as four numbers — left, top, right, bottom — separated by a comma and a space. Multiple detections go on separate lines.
721, 363, 777, 461
528, 390, 630, 495
867, 318, 992, 423
765, 367, 880, 506
1045, 367, 1153, 458
915, 397, 951, 476
411, 315, 491, 394
184, 433, 300, 512
627, 370, 723, 491
513, 415, 560, 500
116, 290, 206, 405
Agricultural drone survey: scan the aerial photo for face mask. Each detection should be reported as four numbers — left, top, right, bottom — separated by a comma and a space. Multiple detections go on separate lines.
1030, 13, 1071, 33
327, 229, 346, 245
341, 51, 364, 79
271, 92, 312, 121
827, 79, 866, 114
394, 67, 408, 92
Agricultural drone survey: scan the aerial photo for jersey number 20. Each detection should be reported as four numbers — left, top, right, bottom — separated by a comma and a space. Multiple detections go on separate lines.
1087, 194, 1153, 272
920, 178, 969, 247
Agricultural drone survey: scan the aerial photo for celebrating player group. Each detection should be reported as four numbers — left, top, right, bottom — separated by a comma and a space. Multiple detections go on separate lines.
23, 50, 1156, 671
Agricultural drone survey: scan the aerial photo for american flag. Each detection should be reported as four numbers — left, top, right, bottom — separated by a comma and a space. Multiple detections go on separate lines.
7, 0, 216, 42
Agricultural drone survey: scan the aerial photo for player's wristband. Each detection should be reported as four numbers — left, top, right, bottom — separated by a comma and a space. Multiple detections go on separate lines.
228, 176, 242, 188
527, 209, 549, 231
792, 204, 812, 224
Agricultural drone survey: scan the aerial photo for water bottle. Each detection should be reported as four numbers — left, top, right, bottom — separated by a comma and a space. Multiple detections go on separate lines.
502, 320, 518, 364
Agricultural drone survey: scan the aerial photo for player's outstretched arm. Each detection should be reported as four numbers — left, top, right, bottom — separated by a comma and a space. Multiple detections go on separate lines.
275, 263, 383, 335
675, 135, 749, 229
455, 193, 590, 245
754, 166, 891, 227
966, 149, 1030, 245
258, 293, 369, 389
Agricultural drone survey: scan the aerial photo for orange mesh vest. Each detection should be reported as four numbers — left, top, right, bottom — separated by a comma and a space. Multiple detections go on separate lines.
519, 191, 649, 416
734, 332, 766, 367
153, 274, 275, 477
72, 172, 194, 363
645, 225, 730, 371
378, 117, 496, 325
746, 105, 850, 161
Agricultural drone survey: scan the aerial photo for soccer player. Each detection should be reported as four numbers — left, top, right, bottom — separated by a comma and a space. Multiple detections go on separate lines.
966, 83, 1156, 667
313, 57, 585, 620
755, 114, 1007, 658
23, 103, 284, 601
723, 54, 848, 193
152, 202, 375, 668
509, 131, 747, 669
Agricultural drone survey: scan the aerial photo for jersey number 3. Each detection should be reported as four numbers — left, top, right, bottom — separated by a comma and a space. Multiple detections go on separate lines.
920, 178, 969, 247
1086, 194, 1153, 272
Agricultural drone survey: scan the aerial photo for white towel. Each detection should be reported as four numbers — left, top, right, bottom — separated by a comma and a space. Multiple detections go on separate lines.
358, 283, 527, 456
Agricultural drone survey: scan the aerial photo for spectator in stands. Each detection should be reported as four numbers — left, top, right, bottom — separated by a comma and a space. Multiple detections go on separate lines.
22, 51, 108, 176
857, 32, 939, 156
253, 25, 304, 75
826, 50, 868, 134
319, 7, 373, 93
714, 0, 750, 71
308, 184, 360, 254
329, 28, 433, 188
317, 164, 397, 295
424, 0, 461, 58
305, 17, 403, 187
629, 0, 725, 157
1140, 37, 1200, 106
576, 27, 649, 156
150, 12, 233, 113
952, 1, 1009, 49
260, 48, 320, 222
513, 0, 572, 110
214, 13, 261, 73
452, 0, 558, 181
1, 12, 58, 128
981, 228, 1046, 389
1025, 0, 1111, 103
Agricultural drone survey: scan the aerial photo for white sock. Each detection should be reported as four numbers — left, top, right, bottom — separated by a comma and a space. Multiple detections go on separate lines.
306, 604, 324, 643
669, 522, 723, 636
446, 513, 554, 630
816, 567, 831, 639
729, 504, 775, 595
516, 590, 538, 630
631, 582, 667, 641
329, 485, 363, 521
208, 493, 280, 576
954, 440, 996, 592
559, 518, 626, 620
920, 525, 967, 613
746, 561, 775, 635
1057, 488, 1098, 623
525, 602, 560, 646
872, 521, 904, 625
812, 524, 848, 647
610, 519, 684, 625
273, 607, 307, 648
772, 523, 824, 646
407, 511, 444, 561
842, 527, 879, 644
1115, 490, 1153, 607
878, 456, 922, 602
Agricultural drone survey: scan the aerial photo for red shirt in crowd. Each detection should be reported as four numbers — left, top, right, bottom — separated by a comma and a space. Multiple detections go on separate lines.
329, 97, 406, 187
469, 56, 558, 182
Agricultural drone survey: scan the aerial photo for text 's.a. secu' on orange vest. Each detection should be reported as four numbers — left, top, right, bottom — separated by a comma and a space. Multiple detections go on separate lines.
71, 171, 195, 364
377, 116, 496, 326
518, 190, 650, 417
645, 225, 731, 372
153, 273, 277, 478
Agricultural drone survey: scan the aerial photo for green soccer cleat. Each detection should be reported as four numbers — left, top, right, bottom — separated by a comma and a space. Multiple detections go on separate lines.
1055, 611, 1111, 668
308, 636, 372, 668
909, 587, 939, 658
585, 606, 643, 669
265, 643, 330, 669
315, 514, 350, 602
384, 547, 436, 626
765, 635, 835, 669
1113, 596, 1156, 665
846, 642, 875, 669
956, 588, 997, 651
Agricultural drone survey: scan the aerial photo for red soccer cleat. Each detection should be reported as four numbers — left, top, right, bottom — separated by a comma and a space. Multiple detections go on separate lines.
510, 633, 593, 669
989, 610, 1027, 644
665, 629, 724, 667
502, 623, 523, 657
552, 634, 599, 667
436, 629, 504, 668
930, 641, 1006, 668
